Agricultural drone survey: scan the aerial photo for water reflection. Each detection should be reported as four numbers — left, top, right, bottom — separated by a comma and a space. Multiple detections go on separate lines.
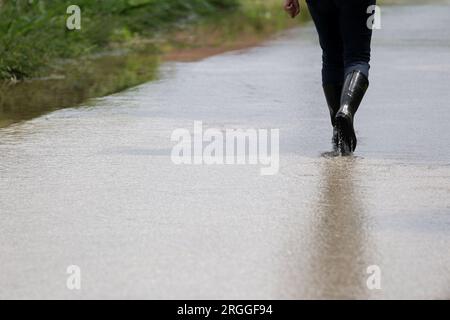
309, 157, 373, 299
0, 52, 159, 128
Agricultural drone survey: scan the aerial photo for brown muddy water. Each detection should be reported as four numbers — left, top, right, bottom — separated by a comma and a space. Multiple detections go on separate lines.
0, 52, 159, 128
0, 4, 449, 299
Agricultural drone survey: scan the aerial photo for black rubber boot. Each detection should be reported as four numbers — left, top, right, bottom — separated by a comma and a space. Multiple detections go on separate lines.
335, 70, 369, 154
323, 84, 343, 149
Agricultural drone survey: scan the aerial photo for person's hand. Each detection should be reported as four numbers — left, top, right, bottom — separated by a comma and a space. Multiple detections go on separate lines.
284, 0, 300, 18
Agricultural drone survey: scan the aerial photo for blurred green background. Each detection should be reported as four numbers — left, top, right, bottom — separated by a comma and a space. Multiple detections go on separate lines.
0, 0, 307, 81
0, 0, 242, 80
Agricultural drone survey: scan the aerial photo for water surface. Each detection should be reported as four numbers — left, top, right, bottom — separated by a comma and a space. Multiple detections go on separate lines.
0, 4, 449, 299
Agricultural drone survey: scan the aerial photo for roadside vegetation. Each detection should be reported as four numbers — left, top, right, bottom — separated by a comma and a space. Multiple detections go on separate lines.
0, 0, 309, 127
0, 0, 239, 80
0, 0, 308, 81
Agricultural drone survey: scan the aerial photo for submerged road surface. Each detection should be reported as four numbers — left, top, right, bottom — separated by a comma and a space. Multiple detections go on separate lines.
1, 4, 450, 299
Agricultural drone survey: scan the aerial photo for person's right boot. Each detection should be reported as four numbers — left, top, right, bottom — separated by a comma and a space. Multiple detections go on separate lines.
335, 70, 369, 154
323, 84, 343, 150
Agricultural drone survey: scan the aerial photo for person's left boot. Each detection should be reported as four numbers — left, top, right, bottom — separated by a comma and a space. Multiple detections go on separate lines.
335, 70, 369, 154
323, 84, 343, 149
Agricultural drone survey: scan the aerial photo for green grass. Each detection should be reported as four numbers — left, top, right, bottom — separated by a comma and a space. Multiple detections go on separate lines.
0, 0, 240, 80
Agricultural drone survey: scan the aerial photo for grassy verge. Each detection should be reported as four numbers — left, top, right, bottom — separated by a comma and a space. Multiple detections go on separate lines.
0, 0, 241, 80
0, 0, 309, 127
0, 0, 308, 81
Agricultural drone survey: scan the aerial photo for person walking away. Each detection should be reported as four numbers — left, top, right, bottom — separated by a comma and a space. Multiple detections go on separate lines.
285, 0, 375, 154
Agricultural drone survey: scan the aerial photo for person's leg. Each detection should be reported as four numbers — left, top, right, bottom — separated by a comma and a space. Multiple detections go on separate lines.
306, 0, 345, 147
306, 0, 345, 85
338, 0, 375, 78
334, 0, 375, 153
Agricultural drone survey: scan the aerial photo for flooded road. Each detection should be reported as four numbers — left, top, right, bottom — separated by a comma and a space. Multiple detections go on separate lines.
1, 4, 450, 299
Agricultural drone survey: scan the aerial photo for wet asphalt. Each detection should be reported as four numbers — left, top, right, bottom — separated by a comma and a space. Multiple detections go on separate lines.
0, 4, 449, 299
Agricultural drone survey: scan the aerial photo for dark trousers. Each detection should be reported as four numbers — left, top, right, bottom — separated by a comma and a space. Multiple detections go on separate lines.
306, 0, 376, 85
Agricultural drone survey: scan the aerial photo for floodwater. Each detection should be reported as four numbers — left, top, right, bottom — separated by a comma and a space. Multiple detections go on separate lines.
0, 52, 159, 128
1, 4, 450, 299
